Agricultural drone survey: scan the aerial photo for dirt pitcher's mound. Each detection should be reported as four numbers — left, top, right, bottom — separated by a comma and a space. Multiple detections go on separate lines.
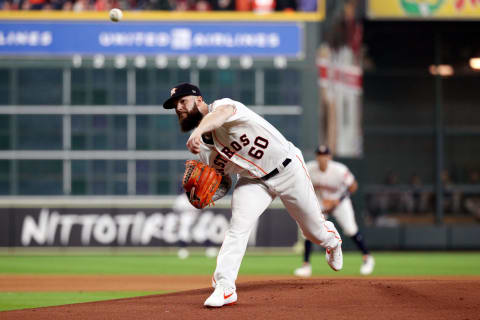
3, 278, 480, 320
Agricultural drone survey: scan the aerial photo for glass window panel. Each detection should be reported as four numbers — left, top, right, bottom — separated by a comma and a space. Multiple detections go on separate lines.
198, 70, 216, 103
136, 160, 150, 174
72, 68, 126, 105
198, 70, 255, 105
71, 115, 127, 150
0, 135, 9, 150
72, 159, 88, 195
93, 115, 107, 128
114, 182, 127, 194
175, 132, 190, 149
136, 115, 183, 150
113, 69, 127, 105
136, 160, 180, 195
0, 115, 10, 150
71, 135, 86, 149
114, 160, 127, 174
92, 181, 107, 194
18, 69, 62, 105
264, 69, 301, 105
239, 89, 255, 106
72, 180, 86, 195
0, 160, 9, 195
72, 160, 127, 195
71, 115, 86, 130
114, 116, 127, 129
0, 160, 10, 174
72, 160, 87, 174
217, 70, 235, 99
263, 115, 301, 146
238, 70, 255, 105
15, 115, 62, 150
136, 69, 149, 105
92, 69, 108, 105
136, 69, 190, 106
18, 160, 62, 195
0, 69, 9, 105
136, 180, 149, 195
91, 133, 107, 150
93, 160, 107, 173
215, 70, 234, 100
71, 69, 88, 105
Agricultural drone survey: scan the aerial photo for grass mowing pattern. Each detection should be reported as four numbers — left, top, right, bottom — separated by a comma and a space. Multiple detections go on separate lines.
0, 291, 168, 312
0, 252, 479, 276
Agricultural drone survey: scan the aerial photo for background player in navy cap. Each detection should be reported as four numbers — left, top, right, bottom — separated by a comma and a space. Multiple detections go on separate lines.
294, 145, 375, 276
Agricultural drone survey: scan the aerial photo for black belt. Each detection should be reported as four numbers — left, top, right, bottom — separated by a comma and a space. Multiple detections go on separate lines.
261, 158, 292, 181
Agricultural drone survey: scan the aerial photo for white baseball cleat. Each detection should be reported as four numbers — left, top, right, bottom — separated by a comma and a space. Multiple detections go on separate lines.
204, 283, 237, 307
293, 264, 312, 277
360, 255, 375, 275
325, 243, 343, 271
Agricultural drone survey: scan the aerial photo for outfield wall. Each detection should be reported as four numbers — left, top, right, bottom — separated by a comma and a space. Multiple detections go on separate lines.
0, 197, 479, 249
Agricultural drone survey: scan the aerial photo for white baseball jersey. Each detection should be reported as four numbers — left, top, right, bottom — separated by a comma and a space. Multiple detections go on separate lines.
195, 98, 342, 290
307, 159, 358, 236
208, 98, 291, 179
307, 160, 354, 200
198, 140, 241, 177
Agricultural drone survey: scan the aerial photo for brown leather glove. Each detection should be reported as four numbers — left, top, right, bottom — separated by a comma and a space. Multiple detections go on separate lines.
183, 160, 222, 209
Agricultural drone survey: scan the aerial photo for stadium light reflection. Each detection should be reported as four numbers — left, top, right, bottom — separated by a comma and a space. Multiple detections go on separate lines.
429, 64, 453, 77
469, 57, 480, 70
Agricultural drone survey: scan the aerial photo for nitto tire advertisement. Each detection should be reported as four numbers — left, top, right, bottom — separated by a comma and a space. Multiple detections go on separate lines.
0, 206, 297, 247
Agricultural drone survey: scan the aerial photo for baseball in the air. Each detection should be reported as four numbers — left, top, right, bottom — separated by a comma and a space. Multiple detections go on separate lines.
109, 8, 123, 22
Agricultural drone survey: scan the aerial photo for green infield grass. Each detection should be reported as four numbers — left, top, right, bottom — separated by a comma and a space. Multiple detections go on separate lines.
0, 291, 167, 312
0, 251, 479, 311
0, 251, 479, 276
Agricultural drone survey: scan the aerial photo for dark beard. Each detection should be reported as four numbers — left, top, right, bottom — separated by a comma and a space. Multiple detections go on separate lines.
178, 102, 203, 132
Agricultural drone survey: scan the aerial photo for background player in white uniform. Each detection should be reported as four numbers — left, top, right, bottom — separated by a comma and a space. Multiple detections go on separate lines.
163, 83, 343, 308
294, 145, 375, 276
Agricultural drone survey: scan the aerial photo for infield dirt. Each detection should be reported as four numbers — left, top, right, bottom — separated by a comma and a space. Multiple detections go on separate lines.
2, 276, 479, 319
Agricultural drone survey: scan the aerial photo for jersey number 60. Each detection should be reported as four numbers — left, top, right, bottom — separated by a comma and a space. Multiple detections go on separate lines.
248, 136, 269, 159
221, 134, 269, 160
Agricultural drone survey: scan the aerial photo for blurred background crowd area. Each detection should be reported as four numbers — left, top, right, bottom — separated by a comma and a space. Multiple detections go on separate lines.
0, 0, 316, 12
366, 169, 480, 221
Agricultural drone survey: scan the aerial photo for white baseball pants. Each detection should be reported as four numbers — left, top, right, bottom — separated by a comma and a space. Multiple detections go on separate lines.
213, 149, 342, 289
331, 198, 359, 237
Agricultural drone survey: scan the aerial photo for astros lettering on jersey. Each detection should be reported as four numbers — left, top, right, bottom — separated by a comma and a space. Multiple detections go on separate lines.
206, 98, 291, 178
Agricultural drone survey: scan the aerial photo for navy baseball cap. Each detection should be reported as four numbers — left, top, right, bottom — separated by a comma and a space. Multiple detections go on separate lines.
163, 83, 202, 109
315, 145, 331, 155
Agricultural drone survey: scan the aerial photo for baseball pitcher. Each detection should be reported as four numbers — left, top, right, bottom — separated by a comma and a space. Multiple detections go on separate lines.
163, 83, 343, 308
294, 145, 374, 277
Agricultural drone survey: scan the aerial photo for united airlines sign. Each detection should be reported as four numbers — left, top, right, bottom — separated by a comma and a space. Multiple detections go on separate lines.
0, 22, 302, 57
